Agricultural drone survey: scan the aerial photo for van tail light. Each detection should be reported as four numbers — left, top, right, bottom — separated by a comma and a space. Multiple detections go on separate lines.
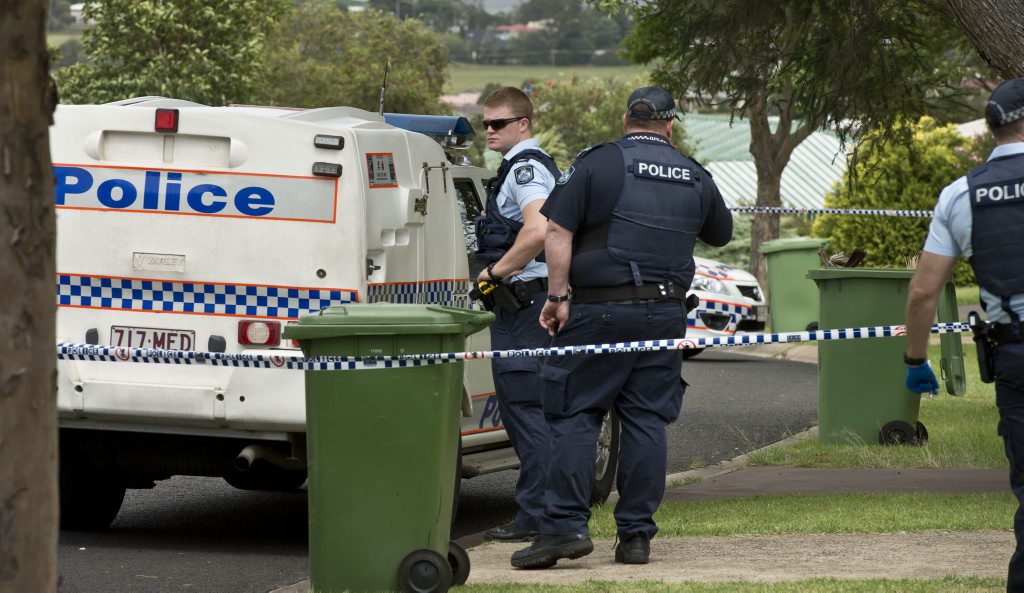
237, 320, 281, 347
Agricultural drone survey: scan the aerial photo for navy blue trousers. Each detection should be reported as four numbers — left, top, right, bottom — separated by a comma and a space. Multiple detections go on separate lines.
539, 300, 686, 539
997, 342, 1024, 592
490, 289, 552, 532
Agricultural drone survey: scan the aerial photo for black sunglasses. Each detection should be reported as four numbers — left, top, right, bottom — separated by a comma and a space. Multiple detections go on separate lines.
482, 116, 526, 131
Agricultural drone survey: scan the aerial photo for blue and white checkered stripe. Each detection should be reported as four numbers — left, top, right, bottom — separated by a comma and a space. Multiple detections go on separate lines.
701, 300, 750, 315
366, 280, 471, 308
730, 206, 934, 218
56, 322, 970, 371
57, 274, 356, 319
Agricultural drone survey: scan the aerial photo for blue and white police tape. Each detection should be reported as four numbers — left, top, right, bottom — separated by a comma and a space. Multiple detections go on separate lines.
729, 206, 934, 218
56, 321, 970, 372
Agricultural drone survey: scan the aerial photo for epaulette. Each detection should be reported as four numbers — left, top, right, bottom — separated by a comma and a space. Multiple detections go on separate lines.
574, 143, 604, 160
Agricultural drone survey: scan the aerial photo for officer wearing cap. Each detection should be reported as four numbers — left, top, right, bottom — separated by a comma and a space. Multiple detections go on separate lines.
903, 78, 1024, 591
510, 86, 732, 569
475, 86, 560, 542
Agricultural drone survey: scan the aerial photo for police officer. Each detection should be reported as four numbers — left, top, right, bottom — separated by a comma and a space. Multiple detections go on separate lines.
903, 78, 1024, 592
511, 87, 732, 568
475, 87, 560, 542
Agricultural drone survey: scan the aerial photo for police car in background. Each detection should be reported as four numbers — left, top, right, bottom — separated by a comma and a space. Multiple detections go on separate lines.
684, 257, 768, 358
51, 98, 621, 530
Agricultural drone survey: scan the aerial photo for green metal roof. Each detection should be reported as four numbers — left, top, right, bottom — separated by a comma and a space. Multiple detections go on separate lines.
683, 114, 847, 210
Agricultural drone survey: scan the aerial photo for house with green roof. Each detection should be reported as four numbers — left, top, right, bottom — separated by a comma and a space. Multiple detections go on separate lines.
682, 113, 848, 210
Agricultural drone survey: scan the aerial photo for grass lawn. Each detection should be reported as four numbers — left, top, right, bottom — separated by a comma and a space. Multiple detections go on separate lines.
956, 284, 980, 306
47, 31, 82, 47
446, 63, 645, 94
747, 342, 1004, 469
459, 577, 1005, 592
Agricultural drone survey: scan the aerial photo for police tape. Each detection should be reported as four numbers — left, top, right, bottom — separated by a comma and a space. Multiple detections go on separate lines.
729, 206, 934, 218
56, 321, 969, 372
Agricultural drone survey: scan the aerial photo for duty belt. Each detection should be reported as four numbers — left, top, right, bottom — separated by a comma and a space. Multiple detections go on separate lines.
991, 321, 1024, 344
571, 283, 682, 304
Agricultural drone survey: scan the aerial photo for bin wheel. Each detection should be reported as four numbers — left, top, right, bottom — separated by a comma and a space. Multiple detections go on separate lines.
916, 421, 929, 445
448, 540, 471, 586
878, 420, 918, 446
806, 322, 819, 332
397, 549, 452, 593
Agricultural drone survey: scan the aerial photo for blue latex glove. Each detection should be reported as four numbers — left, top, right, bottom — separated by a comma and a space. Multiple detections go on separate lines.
905, 362, 939, 396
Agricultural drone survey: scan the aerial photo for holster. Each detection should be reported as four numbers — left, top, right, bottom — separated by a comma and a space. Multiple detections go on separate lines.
492, 282, 527, 314
968, 311, 996, 384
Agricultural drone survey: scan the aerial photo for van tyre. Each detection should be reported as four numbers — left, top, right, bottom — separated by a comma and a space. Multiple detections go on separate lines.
224, 461, 307, 491
397, 549, 452, 593
589, 410, 620, 506
59, 444, 126, 531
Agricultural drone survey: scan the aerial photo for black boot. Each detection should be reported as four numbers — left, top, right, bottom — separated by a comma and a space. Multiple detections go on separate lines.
511, 534, 594, 569
484, 521, 538, 542
614, 533, 650, 564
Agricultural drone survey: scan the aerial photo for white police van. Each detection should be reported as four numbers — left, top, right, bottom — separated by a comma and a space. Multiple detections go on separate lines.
52, 97, 622, 530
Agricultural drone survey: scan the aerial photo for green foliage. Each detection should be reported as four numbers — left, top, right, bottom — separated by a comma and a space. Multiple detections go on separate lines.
622, 0, 967, 142
54, 0, 285, 106
812, 117, 983, 285
256, 2, 449, 113
529, 75, 694, 170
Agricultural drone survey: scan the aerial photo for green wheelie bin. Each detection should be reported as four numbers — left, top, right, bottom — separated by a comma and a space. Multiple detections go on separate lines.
808, 268, 923, 445
284, 304, 493, 593
761, 237, 828, 332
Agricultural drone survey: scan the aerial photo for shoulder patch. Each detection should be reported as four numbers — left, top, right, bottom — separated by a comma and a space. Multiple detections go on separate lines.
514, 165, 534, 185
556, 165, 576, 185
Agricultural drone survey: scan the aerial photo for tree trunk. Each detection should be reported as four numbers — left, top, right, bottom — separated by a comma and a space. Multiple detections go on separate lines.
747, 162, 783, 290
946, 0, 1024, 78
0, 1, 59, 592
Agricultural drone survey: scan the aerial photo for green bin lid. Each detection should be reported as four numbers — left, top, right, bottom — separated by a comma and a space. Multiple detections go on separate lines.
760, 237, 828, 254
806, 267, 915, 281
282, 303, 494, 340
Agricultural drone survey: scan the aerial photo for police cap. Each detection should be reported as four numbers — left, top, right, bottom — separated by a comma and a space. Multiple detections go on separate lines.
626, 86, 681, 121
986, 78, 1024, 128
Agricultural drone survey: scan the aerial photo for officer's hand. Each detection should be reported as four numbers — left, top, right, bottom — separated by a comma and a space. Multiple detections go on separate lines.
904, 362, 939, 396
539, 301, 569, 336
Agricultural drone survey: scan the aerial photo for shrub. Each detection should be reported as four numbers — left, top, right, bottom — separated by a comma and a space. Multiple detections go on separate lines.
812, 116, 983, 286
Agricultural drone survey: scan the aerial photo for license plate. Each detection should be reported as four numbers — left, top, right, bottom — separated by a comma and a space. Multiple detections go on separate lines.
110, 326, 196, 350
754, 306, 768, 322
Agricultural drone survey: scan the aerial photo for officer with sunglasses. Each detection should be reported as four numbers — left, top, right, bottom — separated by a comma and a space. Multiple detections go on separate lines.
511, 87, 731, 569
474, 86, 560, 543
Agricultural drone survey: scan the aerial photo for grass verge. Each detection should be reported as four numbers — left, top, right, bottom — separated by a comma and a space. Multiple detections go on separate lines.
588, 492, 1014, 538
747, 342, 1003, 469
459, 577, 1005, 592
956, 284, 980, 306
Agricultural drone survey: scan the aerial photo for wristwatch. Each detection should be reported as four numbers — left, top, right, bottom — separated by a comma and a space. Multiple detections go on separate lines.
547, 294, 570, 302
903, 352, 927, 366
486, 263, 504, 283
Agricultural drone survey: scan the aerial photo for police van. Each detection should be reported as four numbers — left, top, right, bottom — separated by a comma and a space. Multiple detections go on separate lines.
685, 257, 768, 358
51, 97, 622, 530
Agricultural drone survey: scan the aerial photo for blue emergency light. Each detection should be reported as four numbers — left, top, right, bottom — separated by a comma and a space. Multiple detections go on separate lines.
383, 114, 475, 149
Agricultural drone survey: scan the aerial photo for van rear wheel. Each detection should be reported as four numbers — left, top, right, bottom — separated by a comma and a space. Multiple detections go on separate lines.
59, 443, 126, 531
589, 410, 620, 506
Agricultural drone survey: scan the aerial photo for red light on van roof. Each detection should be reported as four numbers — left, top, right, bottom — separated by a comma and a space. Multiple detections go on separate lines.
155, 108, 179, 133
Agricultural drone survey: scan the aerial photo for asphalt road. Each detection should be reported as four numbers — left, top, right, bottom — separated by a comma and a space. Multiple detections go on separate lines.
56, 349, 818, 593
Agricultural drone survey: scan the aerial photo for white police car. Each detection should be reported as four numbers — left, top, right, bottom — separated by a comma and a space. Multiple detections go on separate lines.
684, 257, 768, 358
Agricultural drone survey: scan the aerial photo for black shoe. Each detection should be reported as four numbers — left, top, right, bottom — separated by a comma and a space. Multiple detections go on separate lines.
484, 521, 538, 542
614, 534, 650, 564
511, 534, 594, 569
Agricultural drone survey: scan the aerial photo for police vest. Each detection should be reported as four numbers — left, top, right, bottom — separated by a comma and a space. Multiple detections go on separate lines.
573, 138, 704, 289
966, 153, 1024, 314
474, 149, 560, 265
